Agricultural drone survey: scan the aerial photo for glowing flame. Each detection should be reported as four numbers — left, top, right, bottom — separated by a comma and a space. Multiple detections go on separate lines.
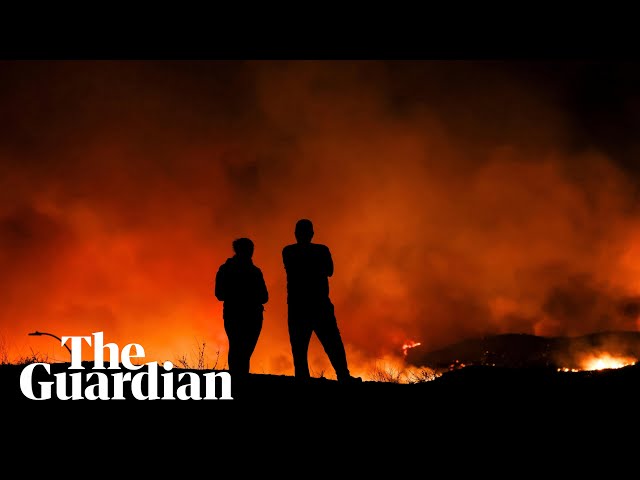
558, 352, 637, 372
402, 340, 421, 357
580, 353, 636, 371
449, 359, 466, 370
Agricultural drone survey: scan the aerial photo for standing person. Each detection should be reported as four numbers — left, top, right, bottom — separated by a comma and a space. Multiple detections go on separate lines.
282, 219, 361, 384
215, 237, 268, 379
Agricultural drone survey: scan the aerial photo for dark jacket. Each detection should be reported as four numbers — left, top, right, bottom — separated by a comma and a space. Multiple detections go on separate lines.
215, 256, 268, 317
282, 242, 333, 306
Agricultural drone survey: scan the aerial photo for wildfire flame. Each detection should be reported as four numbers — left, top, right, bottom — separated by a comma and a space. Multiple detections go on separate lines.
558, 352, 637, 372
402, 340, 421, 357
580, 353, 636, 371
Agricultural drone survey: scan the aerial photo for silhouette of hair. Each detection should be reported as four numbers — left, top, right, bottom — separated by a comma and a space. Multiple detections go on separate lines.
232, 237, 254, 258
295, 219, 314, 244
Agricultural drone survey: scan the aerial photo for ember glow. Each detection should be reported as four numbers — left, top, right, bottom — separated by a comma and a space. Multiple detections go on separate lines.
449, 360, 467, 371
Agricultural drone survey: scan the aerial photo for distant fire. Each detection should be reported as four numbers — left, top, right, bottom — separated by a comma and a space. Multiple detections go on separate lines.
402, 340, 421, 357
558, 352, 637, 372
449, 359, 467, 371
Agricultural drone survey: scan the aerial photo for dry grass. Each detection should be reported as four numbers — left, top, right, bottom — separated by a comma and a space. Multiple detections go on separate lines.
174, 339, 222, 370
14, 349, 50, 366
1, 334, 52, 366
368, 361, 441, 384
0, 335, 8, 366
405, 366, 441, 383
369, 362, 404, 383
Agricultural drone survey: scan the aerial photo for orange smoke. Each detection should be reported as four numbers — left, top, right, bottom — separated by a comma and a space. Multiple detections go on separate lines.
1, 61, 640, 380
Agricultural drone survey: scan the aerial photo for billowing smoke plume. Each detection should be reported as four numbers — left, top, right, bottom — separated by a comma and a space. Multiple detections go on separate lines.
1, 60, 639, 378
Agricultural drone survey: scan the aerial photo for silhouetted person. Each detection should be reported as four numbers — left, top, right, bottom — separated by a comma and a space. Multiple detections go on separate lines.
215, 237, 268, 379
282, 219, 361, 384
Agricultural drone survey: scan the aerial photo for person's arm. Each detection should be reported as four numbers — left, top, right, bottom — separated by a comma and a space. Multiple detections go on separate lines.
325, 246, 334, 277
258, 270, 269, 305
282, 246, 290, 273
214, 266, 226, 301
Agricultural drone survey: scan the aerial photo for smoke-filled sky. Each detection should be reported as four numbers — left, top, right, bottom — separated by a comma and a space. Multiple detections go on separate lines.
2, 60, 640, 378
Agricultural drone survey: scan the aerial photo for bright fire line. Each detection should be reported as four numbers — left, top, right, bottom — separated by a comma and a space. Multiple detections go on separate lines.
558, 353, 637, 372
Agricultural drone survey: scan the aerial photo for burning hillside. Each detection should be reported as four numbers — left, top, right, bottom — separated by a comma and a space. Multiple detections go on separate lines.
558, 352, 637, 372
404, 330, 640, 372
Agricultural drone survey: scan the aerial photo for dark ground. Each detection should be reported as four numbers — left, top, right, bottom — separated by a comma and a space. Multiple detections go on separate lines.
4, 360, 639, 417
4, 361, 638, 468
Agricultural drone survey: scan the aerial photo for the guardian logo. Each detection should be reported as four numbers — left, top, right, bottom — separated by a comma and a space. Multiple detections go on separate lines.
19, 332, 233, 400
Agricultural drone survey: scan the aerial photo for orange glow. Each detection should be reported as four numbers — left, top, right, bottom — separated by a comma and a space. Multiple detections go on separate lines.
579, 353, 636, 371
558, 352, 637, 372
2, 61, 640, 381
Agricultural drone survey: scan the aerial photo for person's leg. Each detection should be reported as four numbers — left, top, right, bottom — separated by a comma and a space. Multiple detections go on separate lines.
224, 316, 240, 375
313, 302, 353, 381
288, 305, 313, 380
235, 336, 251, 377
228, 313, 263, 378
243, 315, 263, 374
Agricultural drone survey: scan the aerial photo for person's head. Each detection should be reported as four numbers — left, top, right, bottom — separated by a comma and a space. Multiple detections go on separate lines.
232, 237, 254, 259
294, 219, 314, 244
